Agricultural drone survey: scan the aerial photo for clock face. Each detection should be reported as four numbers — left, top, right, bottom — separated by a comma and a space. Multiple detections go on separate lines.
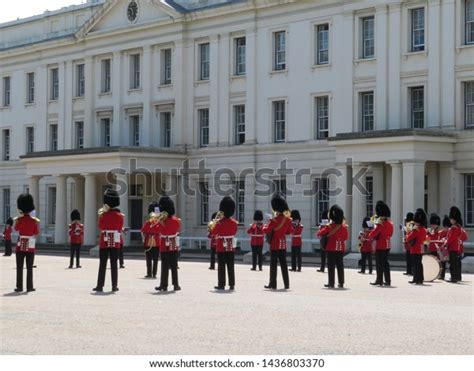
127, 1, 138, 22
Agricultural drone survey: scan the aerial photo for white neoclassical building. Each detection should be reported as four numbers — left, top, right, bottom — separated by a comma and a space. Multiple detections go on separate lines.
0, 0, 473, 252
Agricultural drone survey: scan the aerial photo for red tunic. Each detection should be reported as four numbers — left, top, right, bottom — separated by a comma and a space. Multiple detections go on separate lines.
210, 217, 238, 253
68, 222, 84, 245
446, 225, 468, 254
3, 225, 12, 241
158, 216, 181, 253
14, 215, 40, 252
358, 229, 373, 253
98, 210, 124, 249
247, 223, 264, 247
427, 227, 442, 253
263, 214, 293, 251
406, 226, 427, 255
207, 232, 217, 250
291, 222, 303, 247
141, 220, 160, 249
369, 220, 394, 250
317, 223, 348, 252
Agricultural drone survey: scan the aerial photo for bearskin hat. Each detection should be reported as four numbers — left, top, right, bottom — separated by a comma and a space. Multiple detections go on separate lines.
147, 201, 159, 215
219, 196, 235, 218
414, 208, 428, 228
448, 206, 463, 226
6, 217, 13, 226
70, 209, 81, 221
362, 216, 371, 229
211, 211, 218, 220
375, 201, 391, 218
329, 205, 344, 225
442, 215, 451, 228
103, 189, 120, 208
321, 210, 329, 220
253, 210, 263, 222
17, 193, 35, 214
405, 212, 414, 223
271, 195, 289, 213
429, 213, 440, 226
158, 196, 175, 216
290, 209, 301, 221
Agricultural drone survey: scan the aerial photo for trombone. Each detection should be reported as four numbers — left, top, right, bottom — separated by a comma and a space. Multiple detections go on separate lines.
208, 211, 224, 231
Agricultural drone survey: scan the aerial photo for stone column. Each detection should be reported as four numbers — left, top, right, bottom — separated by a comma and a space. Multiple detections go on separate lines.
83, 56, 94, 147
351, 163, 367, 251
173, 39, 185, 149
388, 161, 403, 253
371, 163, 385, 207
209, 34, 220, 147
427, 0, 441, 128
245, 29, 257, 145
112, 51, 122, 146
387, 3, 402, 129
141, 45, 152, 147
83, 173, 97, 246
54, 175, 68, 245
28, 176, 41, 217
402, 160, 426, 216
74, 176, 85, 219
439, 162, 456, 214
115, 172, 129, 246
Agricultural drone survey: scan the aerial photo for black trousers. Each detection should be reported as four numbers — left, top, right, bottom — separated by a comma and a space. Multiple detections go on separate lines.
160, 251, 179, 288
449, 252, 461, 282
16, 251, 35, 290
405, 250, 412, 275
327, 251, 344, 286
4, 240, 12, 256
375, 249, 391, 284
268, 250, 289, 288
251, 245, 263, 270
209, 248, 216, 269
118, 245, 124, 266
440, 261, 447, 279
145, 248, 159, 277
217, 251, 235, 288
96, 248, 119, 289
69, 243, 81, 267
320, 249, 326, 271
291, 246, 302, 271
412, 254, 424, 283
360, 252, 373, 273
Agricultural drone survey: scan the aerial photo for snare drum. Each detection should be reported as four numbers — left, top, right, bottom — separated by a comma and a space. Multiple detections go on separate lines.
422, 254, 441, 282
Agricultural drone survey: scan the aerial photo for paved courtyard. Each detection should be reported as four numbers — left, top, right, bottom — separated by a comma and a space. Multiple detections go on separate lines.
0, 255, 472, 355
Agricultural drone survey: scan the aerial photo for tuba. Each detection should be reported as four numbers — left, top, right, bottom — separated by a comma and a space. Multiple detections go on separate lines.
208, 211, 224, 231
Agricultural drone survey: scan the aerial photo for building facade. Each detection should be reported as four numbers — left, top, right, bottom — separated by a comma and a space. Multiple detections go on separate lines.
0, 0, 473, 252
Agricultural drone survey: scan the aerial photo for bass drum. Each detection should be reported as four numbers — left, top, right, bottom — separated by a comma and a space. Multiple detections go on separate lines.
422, 254, 441, 282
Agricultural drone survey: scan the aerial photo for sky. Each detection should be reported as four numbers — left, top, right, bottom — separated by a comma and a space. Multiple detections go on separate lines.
0, 0, 85, 24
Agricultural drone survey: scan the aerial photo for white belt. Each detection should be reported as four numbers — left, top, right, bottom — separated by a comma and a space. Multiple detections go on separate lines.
220, 236, 237, 250
162, 234, 180, 248
252, 234, 264, 237
293, 235, 301, 238
19, 235, 36, 249
102, 230, 121, 243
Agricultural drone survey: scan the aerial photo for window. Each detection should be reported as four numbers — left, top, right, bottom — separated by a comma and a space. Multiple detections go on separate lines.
199, 108, 209, 147
130, 115, 140, 146
361, 16, 375, 59
2, 188, 10, 223
48, 187, 56, 225
361, 92, 374, 132
273, 31, 286, 71
101, 118, 111, 147
199, 43, 210, 81
162, 49, 172, 85
199, 181, 209, 225
26, 127, 34, 153
465, 81, 474, 128
130, 54, 141, 89
316, 24, 329, 65
314, 178, 329, 223
50, 68, 59, 101
411, 8, 425, 52
76, 64, 85, 97
272, 178, 287, 198
273, 100, 286, 143
465, 174, 474, 226
365, 176, 373, 217
411, 86, 424, 129
3, 76, 11, 106
27, 72, 35, 103
234, 180, 245, 224
235, 37, 246, 75
75, 121, 84, 149
49, 124, 58, 151
2, 129, 10, 161
161, 112, 172, 148
101, 59, 111, 93
467, 0, 474, 44
315, 96, 329, 139
234, 105, 245, 145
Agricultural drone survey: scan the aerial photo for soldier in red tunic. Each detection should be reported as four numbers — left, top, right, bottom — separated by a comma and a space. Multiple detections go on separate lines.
208, 212, 218, 270
437, 215, 451, 280
402, 212, 414, 276
68, 209, 84, 269
358, 217, 373, 274
290, 209, 303, 272
155, 196, 181, 292
210, 197, 238, 291
93, 189, 124, 293
317, 210, 328, 273
369, 201, 394, 287
445, 206, 467, 283
263, 196, 293, 290
2, 217, 13, 256
141, 202, 160, 279
317, 205, 348, 289
427, 213, 442, 258
247, 210, 264, 271
14, 193, 40, 292
406, 208, 428, 285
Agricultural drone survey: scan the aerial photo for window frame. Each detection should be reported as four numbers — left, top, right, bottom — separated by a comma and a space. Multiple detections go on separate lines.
101, 118, 111, 147
361, 16, 375, 59
273, 31, 287, 71
234, 104, 246, 145
199, 43, 210, 81
26, 126, 35, 153
2, 76, 10, 107
315, 95, 329, 140
234, 180, 245, 224
315, 23, 330, 65
198, 108, 210, 148
49, 123, 58, 151
101, 58, 111, 93
27, 72, 35, 104
410, 86, 425, 129
234, 37, 246, 76
160, 111, 172, 148
130, 53, 141, 90
465, 173, 474, 227
2, 188, 11, 224
365, 176, 374, 218
2, 129, 10, 161
411, 7, 425, 52
50, 68, 59, 101
48, 187, 56, 225
465, 81, 474, 129
199, 181, 210, 225
360, 91, 375, 132
75, 121, 84, 149
76, 64, 85, 97
161, 48, 172, 85
314, 177, 329, 224
272, 100, 286, 143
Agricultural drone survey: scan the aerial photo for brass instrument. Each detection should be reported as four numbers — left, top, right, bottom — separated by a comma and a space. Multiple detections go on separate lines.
208, 211, 224, 231
98, 204, 110, 215
155, 211, 169, 224
406, 221, 416, 233
370, 215, 382, 226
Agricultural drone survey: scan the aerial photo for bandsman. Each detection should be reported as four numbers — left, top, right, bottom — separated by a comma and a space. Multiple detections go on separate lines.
317, 210, 328, 273
445, 207, 467, 283
427, 213, 442, 258
358, 217, 373, 274
141, 202, 160, 279
208, 212, 218, 270
289, 210, 303, 272
68, 209, 83, 269
406, 208, 428, 285
247, 210, 264, 271
2, 217, 13, 256
402, 212, 414, 276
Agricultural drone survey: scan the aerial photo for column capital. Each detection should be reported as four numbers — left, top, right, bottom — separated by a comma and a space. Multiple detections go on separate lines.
52, 174, 67, 179
401, 159, 426, 165
388, 2, 402, 11
81, 172, 96, 177
386, 160, 401, 167
375, 4, 388, 14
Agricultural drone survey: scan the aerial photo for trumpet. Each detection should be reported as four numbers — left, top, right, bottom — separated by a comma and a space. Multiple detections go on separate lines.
370, 215, 382, 226
153, 211, 169, 223
208, 211, 224, 231
98, 204, 110, 215
406, 221, 416, 233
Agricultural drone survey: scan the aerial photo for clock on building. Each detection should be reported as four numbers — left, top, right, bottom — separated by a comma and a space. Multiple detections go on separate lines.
127, 1, 139, 22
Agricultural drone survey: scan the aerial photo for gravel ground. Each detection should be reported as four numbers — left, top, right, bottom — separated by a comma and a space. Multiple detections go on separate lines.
0, 255, 472, 355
